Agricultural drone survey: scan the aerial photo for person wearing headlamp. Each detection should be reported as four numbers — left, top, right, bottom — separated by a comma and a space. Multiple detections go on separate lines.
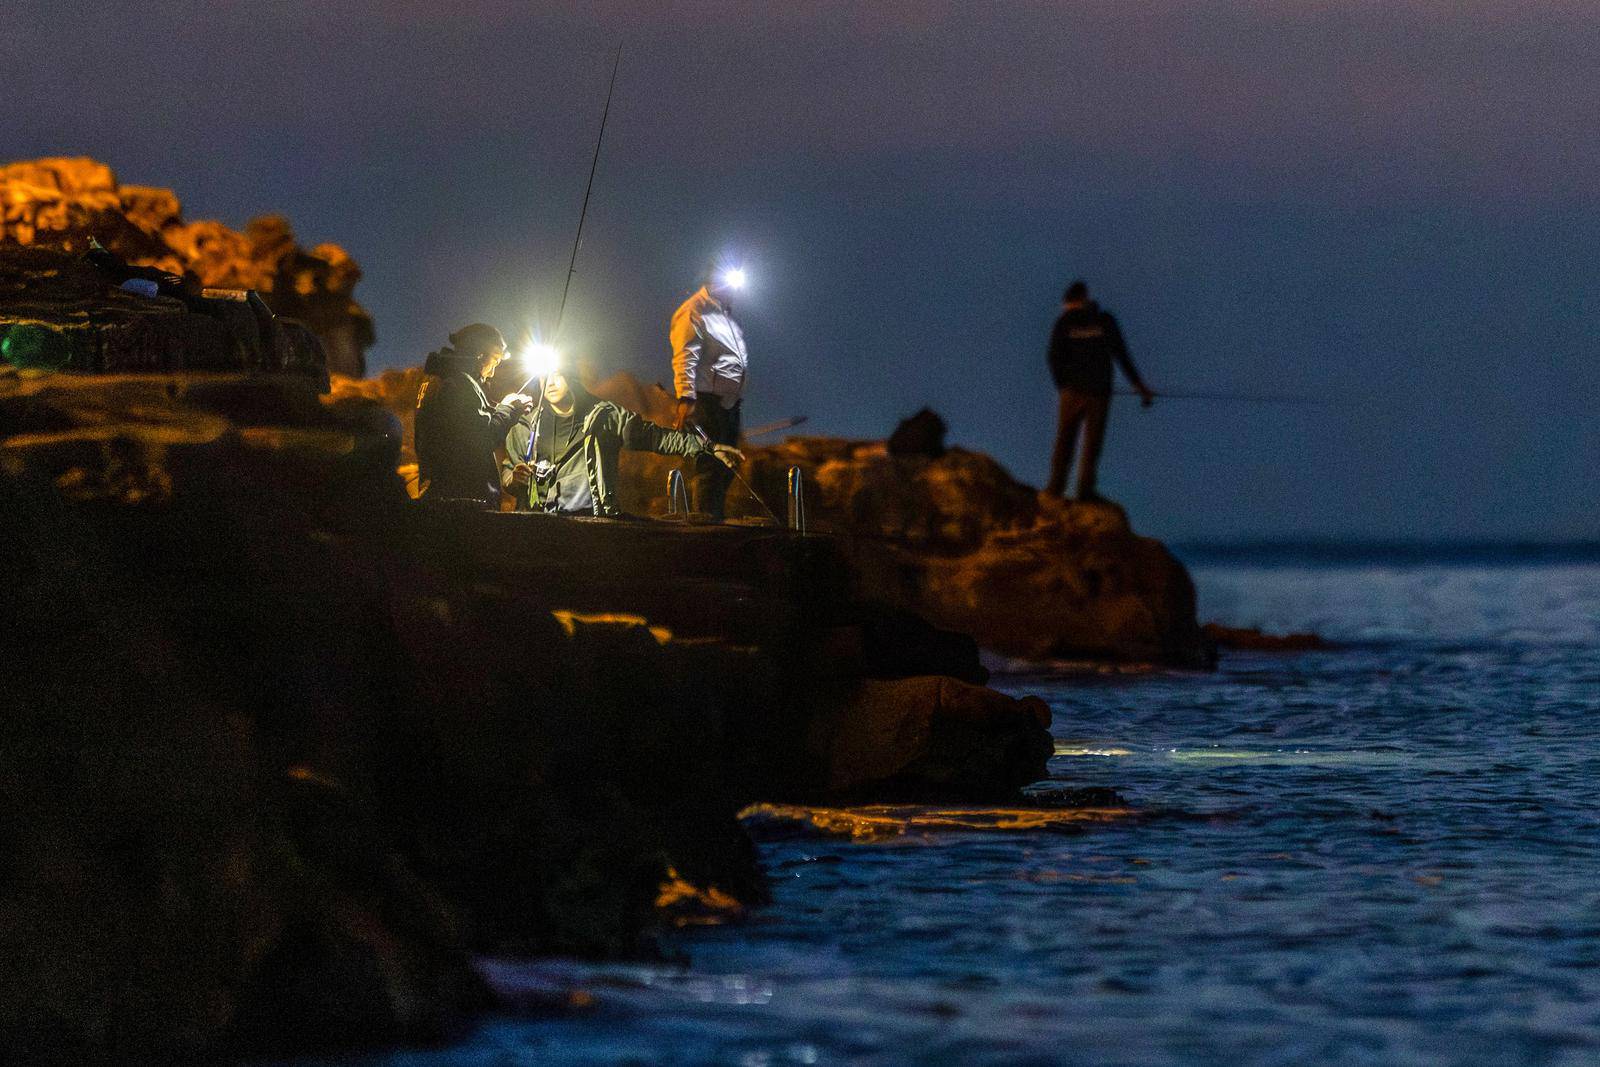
414, 323, 535, 505
501, 364, 743, 517
669, 265, 749, 521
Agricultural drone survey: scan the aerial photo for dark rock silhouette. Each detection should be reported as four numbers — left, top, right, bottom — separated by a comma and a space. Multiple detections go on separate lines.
887, 407, 948, 458
1, 246, 328, 380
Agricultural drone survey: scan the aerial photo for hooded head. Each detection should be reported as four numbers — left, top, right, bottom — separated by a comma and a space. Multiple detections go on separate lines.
424, 323, 508, 378
540, 368, 597, 418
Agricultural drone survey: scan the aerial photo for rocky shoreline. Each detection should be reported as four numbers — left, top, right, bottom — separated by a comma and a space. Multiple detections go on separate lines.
1, 163, 1206, 1061
0, 368, 1056, 1062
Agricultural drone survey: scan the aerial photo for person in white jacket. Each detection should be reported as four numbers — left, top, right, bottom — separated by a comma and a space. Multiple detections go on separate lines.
670, 268, 749, 520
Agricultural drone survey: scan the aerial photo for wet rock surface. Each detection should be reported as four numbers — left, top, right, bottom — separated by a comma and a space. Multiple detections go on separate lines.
0, 158, 371, 374
810, 677, 1053, 800
0, 369, 1050, 1061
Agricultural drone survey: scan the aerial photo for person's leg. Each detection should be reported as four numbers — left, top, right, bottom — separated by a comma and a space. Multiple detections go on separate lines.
1046, 390, 1086, 497
584, 415, 624, 516
689, 397, 738, 520
1075, 395, 1111, 500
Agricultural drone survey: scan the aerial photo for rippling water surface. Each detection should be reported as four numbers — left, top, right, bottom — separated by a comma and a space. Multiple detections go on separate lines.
313, 551, 1600, 1066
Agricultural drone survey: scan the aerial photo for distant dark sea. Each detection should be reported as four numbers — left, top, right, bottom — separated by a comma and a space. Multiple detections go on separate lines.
282, 543, 1600, 1066
1174, 540, 1600, 568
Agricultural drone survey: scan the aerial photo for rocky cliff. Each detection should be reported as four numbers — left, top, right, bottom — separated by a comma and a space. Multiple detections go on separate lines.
0, 158, 371, 375
0, 363, 1050, 1062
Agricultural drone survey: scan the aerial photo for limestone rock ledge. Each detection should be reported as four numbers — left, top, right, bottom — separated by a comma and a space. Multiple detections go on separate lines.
0, 157, 372, 375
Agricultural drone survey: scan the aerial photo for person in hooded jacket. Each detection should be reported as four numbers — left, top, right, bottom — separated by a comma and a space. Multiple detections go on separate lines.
414, 323, 534, 505
1045, 280, 1156, 502
501, 368, 743, 517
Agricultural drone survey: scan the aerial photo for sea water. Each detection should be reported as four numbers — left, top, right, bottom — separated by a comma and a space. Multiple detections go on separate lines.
300, 548, 1600, 1066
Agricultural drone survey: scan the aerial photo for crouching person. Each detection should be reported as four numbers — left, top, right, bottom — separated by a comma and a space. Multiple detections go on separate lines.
414, 323, 534, 505
502, 369, 743, 517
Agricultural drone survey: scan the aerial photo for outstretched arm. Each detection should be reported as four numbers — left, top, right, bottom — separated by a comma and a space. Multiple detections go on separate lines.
617, 407, 709, 457
1107, 315, 1155, 405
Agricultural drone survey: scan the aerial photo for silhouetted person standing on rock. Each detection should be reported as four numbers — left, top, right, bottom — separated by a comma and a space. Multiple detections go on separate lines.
414, 323, 533, 506
1045, 280, 1155, 501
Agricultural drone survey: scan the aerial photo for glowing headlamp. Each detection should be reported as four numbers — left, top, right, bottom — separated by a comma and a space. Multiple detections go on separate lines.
721, 268, 747, 291
522, 342, 562, 379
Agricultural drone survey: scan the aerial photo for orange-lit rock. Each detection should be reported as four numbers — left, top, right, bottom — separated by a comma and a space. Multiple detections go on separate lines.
0, 157, 372, 375
740, 802, 1138, 843
618, 436, 1210, 667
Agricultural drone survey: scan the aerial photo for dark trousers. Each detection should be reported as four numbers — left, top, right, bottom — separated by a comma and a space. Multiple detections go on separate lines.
1045, 388, 1111, 498
689, 394, 741, 520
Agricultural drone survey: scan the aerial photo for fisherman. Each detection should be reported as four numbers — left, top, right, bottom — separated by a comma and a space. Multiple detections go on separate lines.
670, 266, 749, 521
414, 323, 534, 505
502, 366, 743, 517
1045, 280, 1156, 502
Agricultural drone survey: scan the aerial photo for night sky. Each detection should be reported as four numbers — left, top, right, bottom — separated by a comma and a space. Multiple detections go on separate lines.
7, 1, 1596, 540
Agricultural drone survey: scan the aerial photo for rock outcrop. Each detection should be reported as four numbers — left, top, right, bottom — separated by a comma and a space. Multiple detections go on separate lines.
0, 158, 371, 375
619, 437, 1211, 667
0, 367, 1050, 1061
810, 678, 1052, 800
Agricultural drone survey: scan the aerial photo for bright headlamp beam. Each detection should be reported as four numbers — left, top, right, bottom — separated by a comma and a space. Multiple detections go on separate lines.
522, 342, 561, 379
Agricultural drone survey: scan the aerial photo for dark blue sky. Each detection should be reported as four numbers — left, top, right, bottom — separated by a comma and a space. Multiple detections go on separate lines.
6, 1, 1596, 539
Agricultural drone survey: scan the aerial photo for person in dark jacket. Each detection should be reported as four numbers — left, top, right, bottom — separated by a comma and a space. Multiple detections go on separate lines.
1045, 280, 1155, 501
501, 369, 742, 517
414, 323, 534, 505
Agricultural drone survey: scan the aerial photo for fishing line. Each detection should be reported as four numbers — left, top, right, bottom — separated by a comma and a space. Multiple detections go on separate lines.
1115, 389, 1333, 405
692, 424, 783, 526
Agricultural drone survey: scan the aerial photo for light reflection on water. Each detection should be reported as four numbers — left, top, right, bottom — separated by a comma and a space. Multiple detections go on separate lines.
290, 558, 1600, 1066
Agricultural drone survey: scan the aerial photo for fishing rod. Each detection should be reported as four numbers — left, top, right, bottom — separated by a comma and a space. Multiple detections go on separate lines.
1117, 388, 1332, 405
555, 43, 621, 340
692, 424, 783, 526
743, 415, 808, 440
518, 44, 624, 466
